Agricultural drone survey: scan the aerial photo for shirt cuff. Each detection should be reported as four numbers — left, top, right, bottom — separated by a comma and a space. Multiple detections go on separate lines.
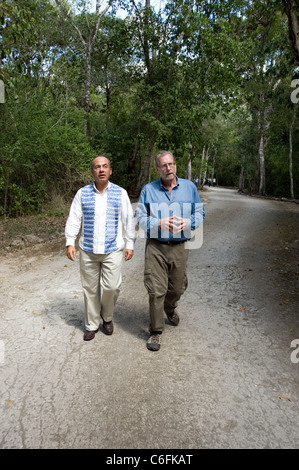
125, 241, 135, 251
66, 238, 76, 247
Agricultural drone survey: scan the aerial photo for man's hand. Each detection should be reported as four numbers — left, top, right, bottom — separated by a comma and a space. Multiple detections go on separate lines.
159, 216, 187, 234
125, 249, 134, 261
66, 245, 76, 261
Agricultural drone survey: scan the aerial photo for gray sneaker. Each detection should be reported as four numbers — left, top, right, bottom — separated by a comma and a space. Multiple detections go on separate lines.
147, 331, 162, 351
166, 309, 180, 326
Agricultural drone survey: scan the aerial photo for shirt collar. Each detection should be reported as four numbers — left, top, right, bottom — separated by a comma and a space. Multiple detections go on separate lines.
93, 181, 111, 194
160, 176, 179, 190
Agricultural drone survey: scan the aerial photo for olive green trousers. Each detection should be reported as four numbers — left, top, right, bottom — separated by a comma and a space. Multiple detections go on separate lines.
144, 239, 189, 332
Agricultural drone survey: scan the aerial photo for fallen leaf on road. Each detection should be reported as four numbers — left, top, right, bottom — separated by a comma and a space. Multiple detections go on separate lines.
277, 395, 293, 402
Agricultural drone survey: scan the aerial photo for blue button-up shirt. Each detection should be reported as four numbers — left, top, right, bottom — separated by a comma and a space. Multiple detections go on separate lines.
136, 177, 205, 242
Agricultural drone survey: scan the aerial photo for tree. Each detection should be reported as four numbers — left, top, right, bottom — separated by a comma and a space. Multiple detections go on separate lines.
283, 0, 299, 64
0, 0, 95, 216
288, 104, 296, 198
231, 1, 290, 195
116, 0, 196, 196
1, 0, 298, 217
54, 0, 113, 139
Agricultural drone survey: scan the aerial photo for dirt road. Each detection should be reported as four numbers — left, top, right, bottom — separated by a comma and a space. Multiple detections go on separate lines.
0, 187, 298, 449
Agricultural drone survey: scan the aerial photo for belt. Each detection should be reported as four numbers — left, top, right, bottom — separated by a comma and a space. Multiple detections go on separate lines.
153, 239, 186, 246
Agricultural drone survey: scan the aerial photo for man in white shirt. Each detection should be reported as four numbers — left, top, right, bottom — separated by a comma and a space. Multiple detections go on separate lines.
65, 156, 136, 341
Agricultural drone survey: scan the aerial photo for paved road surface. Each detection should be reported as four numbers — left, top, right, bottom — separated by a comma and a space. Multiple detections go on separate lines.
0, 187, 298, 449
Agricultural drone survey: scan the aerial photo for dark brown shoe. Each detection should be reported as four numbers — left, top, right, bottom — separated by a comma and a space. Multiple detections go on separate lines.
102, 320, 114, 335
83, 329, 98, 341
166, 309, 180, 326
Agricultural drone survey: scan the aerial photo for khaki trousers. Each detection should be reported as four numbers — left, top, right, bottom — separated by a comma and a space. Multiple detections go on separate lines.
144, 239, 189, 332
79, 248, 123, 331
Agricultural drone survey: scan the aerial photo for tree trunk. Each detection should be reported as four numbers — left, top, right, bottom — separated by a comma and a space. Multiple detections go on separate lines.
258, 133, 266, 196
129, 138, 140, 174
211, 155, 215, 182
55, 0, 111, 139
283, 0, 299, 64
199, 146, 205, 187
187, 157, 192, 180
238, 155, 245, 192
187, 141, 193, 180
251, 137, 260, 194
129, 0, 194, 193
289, 105, 296, 199
254, 98, 271, 196
202, 146, 210, 187
199, 146, 209, 187
84, 44, 92, 139
134, 133, 157, 197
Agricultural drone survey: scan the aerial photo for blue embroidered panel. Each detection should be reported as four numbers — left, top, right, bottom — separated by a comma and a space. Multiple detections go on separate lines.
105, 183, 122, 253
81, 184, 96, 252
80, 183, 122, 253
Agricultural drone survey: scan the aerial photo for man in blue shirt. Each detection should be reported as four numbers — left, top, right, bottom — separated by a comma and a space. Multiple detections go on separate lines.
136, 150, 205, 351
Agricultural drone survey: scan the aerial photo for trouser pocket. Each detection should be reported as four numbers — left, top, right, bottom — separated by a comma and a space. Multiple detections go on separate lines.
144, 268, 154, 294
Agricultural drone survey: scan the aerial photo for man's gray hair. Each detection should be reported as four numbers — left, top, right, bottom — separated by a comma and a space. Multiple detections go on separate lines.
91, 156, 112, 169
155, 150, 175, 166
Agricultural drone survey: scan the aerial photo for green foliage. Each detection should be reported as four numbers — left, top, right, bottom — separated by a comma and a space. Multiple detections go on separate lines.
0, 81, 94, 216
0, 0, 298, 219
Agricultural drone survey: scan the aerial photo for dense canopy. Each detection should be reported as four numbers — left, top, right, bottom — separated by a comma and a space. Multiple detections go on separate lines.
0, 0, 298, 216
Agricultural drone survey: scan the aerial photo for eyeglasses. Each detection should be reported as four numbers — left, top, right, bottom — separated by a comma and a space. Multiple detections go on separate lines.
158, 162, 176, 170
